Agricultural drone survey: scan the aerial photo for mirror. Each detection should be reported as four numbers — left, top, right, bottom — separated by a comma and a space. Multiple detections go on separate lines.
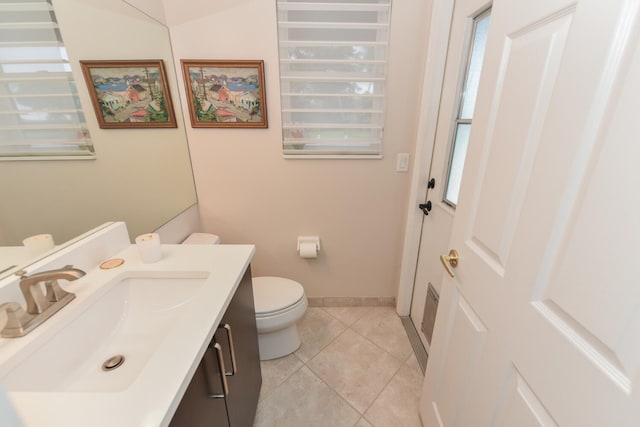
0, 0, 197, 275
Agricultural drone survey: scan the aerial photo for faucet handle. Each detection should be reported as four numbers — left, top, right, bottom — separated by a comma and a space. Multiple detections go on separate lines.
45, 280, 73, 303
0, 302, 34, 338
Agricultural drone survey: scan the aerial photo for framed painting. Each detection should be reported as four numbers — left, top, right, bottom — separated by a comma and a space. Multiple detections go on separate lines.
181, 60, 267, 128
80, 60, 177, 129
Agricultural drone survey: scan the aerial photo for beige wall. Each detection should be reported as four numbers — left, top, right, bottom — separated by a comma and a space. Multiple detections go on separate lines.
166, 0, 431, 298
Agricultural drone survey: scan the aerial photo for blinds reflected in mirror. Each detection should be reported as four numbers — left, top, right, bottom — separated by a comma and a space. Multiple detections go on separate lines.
0, 0, 94, 160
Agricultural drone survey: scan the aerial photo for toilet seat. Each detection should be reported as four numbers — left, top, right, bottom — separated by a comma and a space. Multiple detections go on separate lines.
253, 277, 305, 316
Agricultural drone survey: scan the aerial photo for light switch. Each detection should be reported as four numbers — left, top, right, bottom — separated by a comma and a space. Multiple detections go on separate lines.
396, 153, 410, 172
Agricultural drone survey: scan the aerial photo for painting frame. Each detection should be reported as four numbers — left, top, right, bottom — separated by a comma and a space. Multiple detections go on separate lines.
80, 59, 177, 129
181, 60, 268, 128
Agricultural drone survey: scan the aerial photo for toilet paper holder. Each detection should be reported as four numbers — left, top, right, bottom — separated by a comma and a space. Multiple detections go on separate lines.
297, 236, 320, 253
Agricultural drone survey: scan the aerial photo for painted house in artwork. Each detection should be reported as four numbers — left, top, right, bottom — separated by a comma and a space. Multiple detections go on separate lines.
148, 99, 163, 113
97, 81, 149, 114
215, 109, 236, 122
236, 92, 258, 112
129, 109, 148, 122
125, 85, 140, 103
209, 84, 231, 103
125, 84, 147, 104
100, 92, 124, 111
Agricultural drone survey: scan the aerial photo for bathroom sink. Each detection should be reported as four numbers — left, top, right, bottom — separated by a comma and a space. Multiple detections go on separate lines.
0, 227, 255, 427
1, 272, 208, 393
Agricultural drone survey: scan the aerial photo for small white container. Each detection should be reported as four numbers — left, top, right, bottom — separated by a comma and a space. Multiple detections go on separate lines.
135, 233, 163, 263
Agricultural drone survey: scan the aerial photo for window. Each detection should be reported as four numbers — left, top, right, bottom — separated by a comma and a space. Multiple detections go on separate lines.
0, 0, 94, 160
276, 0, 391, 158
443, 9, 490, 206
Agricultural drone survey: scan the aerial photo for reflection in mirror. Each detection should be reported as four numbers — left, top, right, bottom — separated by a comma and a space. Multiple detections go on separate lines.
0, 1, 94, 160
0, 0, 197, 276
0, 223, 114, 280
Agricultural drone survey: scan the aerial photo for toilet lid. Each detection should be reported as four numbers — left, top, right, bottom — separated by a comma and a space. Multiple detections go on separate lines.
253, 276, 305, 315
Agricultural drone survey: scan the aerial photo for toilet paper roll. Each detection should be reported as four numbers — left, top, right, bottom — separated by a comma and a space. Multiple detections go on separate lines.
135, 233, 163, 263
299, 242, 318, 259
23, 234, 55, 257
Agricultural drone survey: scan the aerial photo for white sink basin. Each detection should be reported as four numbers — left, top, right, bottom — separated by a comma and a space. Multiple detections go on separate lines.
2, 272, 208, 393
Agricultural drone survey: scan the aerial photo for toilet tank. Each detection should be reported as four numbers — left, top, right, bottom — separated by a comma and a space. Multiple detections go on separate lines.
182, 233, 221, 245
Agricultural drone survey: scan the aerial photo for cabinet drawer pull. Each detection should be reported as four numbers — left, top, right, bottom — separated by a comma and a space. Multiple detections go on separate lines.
220, 323, 238, 376
206, 343, 229, 398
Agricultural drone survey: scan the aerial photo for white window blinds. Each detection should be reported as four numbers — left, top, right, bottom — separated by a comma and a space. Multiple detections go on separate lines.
276, 0, 391, 158
0, 0, 94, 160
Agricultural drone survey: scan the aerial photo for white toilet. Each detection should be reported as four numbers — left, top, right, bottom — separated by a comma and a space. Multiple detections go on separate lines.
183, 233, 308, 360
252, 276, 308, 360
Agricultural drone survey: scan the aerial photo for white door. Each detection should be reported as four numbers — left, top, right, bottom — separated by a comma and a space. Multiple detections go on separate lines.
421, 0, 640, 424
409, 0, 490, 351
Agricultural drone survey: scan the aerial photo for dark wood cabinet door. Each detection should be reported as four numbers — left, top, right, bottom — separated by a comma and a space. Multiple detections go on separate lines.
170, 266, 261, 427
169, 348, 230, 427
216, 267, 262, 427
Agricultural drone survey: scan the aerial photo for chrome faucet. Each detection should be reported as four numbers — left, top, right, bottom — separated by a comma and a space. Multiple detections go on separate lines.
0, 265, 85, 338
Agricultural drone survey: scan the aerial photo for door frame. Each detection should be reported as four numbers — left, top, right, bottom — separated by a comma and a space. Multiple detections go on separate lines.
396, 0, 456, 316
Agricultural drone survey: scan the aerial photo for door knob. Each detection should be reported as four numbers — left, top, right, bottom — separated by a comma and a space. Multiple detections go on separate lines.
419, 201, 432, 215
440, 249, 459, 278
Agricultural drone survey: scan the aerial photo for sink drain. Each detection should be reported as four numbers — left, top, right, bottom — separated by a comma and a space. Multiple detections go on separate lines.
102, 354, 125, 371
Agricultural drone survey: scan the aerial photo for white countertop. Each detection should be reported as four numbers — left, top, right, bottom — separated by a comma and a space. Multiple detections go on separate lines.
0, 239, 255, 427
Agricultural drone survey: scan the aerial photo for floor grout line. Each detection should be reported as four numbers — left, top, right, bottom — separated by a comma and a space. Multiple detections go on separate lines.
301, 319, 406, 419
255, 306, 423, 427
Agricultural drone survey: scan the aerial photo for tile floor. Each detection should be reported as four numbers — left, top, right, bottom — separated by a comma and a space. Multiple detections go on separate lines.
254, 306, 425, 427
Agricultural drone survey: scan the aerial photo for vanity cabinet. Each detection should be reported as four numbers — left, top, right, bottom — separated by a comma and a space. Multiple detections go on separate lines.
170, 267, 262, 427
